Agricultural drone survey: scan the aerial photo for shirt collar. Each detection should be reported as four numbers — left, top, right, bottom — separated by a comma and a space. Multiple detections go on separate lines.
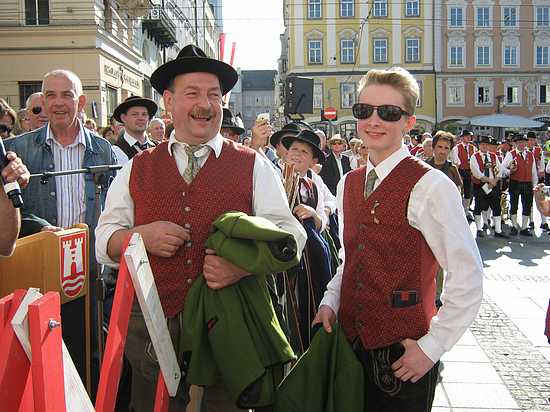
123, 131, 154, 148
46, 121, 86, 148
167, 131, 223, 159
365, 145, 409, 183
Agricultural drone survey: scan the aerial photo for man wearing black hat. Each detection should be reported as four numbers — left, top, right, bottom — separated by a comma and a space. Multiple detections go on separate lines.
111, 95, 158, 164
451, 129, 476, 221
501, 133, 538, 236
220, 108, 245, 142
95, 44, 306, 411
470, 136, 508, 238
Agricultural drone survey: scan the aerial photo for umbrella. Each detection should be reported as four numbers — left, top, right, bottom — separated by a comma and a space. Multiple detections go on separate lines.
458, 114, 544, 128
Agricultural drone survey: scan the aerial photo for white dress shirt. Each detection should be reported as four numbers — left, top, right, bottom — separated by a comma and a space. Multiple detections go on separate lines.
334, 154, 344, 177
96, 132, 307, 267
298, 171, 328, 232
46, 122, 87, 228
311, 171, 337, 215
112, 132, 156, 165
501, 150, 538, 187
320, 145, 483, 363
469, 151, 504, 181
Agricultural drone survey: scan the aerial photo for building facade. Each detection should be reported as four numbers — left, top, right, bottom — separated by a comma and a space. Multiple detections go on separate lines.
436, 0, 550, 133
0, 0, 220, 127
279, 0, 436, 138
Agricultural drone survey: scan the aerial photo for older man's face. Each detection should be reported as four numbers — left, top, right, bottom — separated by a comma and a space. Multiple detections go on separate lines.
163, 72, 223, 145
148, 121, 166, 141
27, 94, 48, 130
43, 75, 84, 131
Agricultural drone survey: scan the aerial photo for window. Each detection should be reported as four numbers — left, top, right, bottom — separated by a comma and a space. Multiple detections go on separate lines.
503, 7, 517, 27
340, 83, 356, 109
405, 0, 419, 17
406, 38, 420, 62
313, 83, 324, 109
450, 46, 463, 66
448, 86, 464, 105
506, 86, 519, 104
25, 0, 49, 25
341, 39, 355, 63
477, 86, 491, 104
106, 85, 118, 118
537, 7, 550, 26
537, 46, 549, 65
504, 46, 517, 65
476, 7, 490, 27
308, 0, 321, 19
416, 80, 423, 107
18, 81, 42, 109
476, 46, 490, 65
373, 39, 388, 63
449, 7, 463, 27
541, 84, 550, 104
308, 40, 322, 64
340, 0, 354, 17
374, 0, 387, 17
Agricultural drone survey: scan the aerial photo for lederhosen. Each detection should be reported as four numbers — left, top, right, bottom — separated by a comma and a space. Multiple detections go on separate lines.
471, 152, 501, 217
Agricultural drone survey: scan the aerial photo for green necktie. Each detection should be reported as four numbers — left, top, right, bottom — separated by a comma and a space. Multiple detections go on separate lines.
183, 144, 205, 184
364, 168, 378, 199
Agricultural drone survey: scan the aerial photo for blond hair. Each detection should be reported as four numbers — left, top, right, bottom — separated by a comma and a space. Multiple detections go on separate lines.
357, 67, 419, 115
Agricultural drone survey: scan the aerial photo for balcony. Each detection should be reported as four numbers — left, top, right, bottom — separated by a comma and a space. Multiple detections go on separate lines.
142, 5, 177, 48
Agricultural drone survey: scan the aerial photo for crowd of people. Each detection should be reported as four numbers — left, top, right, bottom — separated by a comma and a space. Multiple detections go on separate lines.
1, 43, 550, 412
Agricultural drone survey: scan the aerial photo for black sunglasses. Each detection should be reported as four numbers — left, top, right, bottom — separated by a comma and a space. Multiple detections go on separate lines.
31, 106, 42, 115
352, 103, 411, 122
0, 124, 12, 134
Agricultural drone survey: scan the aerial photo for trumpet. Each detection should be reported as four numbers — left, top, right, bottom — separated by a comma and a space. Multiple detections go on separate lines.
282, 162, 300, 210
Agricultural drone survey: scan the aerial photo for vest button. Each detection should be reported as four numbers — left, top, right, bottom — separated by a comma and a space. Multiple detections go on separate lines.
357, 243, 365, 251
356, 303, 363, 311
50, 191, 56, 197
186, 277, 193, 285
184, 206, 191, 212
184, 223, 191, 229
355, 320, 363, 329
185, 241, 192, 248
358, 223, 366, 230
356, 281, 364, 290
182, 192, 186, 197
186, 259, 192, 265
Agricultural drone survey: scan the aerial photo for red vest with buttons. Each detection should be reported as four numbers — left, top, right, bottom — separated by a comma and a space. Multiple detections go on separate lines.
129, 139, 255, 317
471, 151, 497, 185
532, 146, 542, 163
339, 157, 439, 349
510, 149, 534, 183
457, 142, 475, 170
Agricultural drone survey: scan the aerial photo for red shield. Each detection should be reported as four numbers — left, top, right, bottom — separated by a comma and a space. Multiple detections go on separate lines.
59, 232, 87, 298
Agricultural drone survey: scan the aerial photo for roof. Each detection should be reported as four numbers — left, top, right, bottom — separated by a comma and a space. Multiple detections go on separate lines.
241, 70, 277, 91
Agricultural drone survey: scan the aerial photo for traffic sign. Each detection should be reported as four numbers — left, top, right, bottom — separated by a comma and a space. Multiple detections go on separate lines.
322, 107, 337, 121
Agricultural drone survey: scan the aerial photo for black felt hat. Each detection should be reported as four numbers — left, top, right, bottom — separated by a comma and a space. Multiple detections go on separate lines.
281, 129, 326, 163
150, 44, 238, 95
513, 133, 528, 142
113, 95, 158, 123
221, 108, 245, 135
526, 131, 537, 139
478, 135, 491, 145
270, 123, 302, 147
460, 129, 473, 137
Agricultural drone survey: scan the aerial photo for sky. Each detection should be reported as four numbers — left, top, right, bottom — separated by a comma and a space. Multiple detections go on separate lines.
221, 0, 284, 70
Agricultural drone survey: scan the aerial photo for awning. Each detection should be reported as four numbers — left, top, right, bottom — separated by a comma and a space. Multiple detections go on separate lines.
458, 114, 544, 128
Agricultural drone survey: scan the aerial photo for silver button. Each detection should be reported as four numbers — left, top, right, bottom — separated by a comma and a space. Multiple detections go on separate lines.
182, 192, 186, 197
186, 278, 193, 285
49, 164, 54, 169
185, 241, 192, 248
184, 223, 191, 229
186, 259, 192, 265
184, 206, 191, 212
50, 191, 56, 196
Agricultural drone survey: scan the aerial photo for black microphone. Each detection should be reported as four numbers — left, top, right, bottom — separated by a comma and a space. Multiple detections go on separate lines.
0, 138, 24, 208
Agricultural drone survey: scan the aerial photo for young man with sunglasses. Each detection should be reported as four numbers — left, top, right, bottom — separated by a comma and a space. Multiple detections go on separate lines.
25, 92, 49, 131
314, 67, 483, 411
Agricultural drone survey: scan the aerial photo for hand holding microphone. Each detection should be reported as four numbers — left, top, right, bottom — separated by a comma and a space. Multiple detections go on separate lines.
0, 139, 29, 208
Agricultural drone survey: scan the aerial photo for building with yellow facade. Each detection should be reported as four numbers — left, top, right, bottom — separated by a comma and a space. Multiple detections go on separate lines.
278, 0, 436, 138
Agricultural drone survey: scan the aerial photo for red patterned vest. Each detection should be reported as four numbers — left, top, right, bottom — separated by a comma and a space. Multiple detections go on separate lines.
457, 142, 475, 170
339, 157, 439, 349
129, 140, 255, 317
471, 151, 497, 185
510, 149, 534, 183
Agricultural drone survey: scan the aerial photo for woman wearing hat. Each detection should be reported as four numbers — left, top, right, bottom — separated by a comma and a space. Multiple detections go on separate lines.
281, 129, 334, 351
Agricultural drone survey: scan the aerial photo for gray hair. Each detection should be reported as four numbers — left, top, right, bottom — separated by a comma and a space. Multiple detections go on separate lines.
25, 92, 44, 109
148, 117, 165, 128
42, 69, 83, 96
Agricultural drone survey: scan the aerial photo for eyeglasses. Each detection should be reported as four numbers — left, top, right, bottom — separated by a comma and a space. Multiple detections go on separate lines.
0, 124, 13, 134
31, 106, 42, 115
352, 103, 411, 122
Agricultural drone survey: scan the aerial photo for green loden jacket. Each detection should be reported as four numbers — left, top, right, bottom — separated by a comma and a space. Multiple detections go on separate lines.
274, 323, 365, 412
181, 211, 300, 409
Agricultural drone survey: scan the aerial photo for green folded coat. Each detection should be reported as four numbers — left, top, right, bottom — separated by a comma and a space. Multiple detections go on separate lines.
274, 323, 365, 412
182, 211, 300, 409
